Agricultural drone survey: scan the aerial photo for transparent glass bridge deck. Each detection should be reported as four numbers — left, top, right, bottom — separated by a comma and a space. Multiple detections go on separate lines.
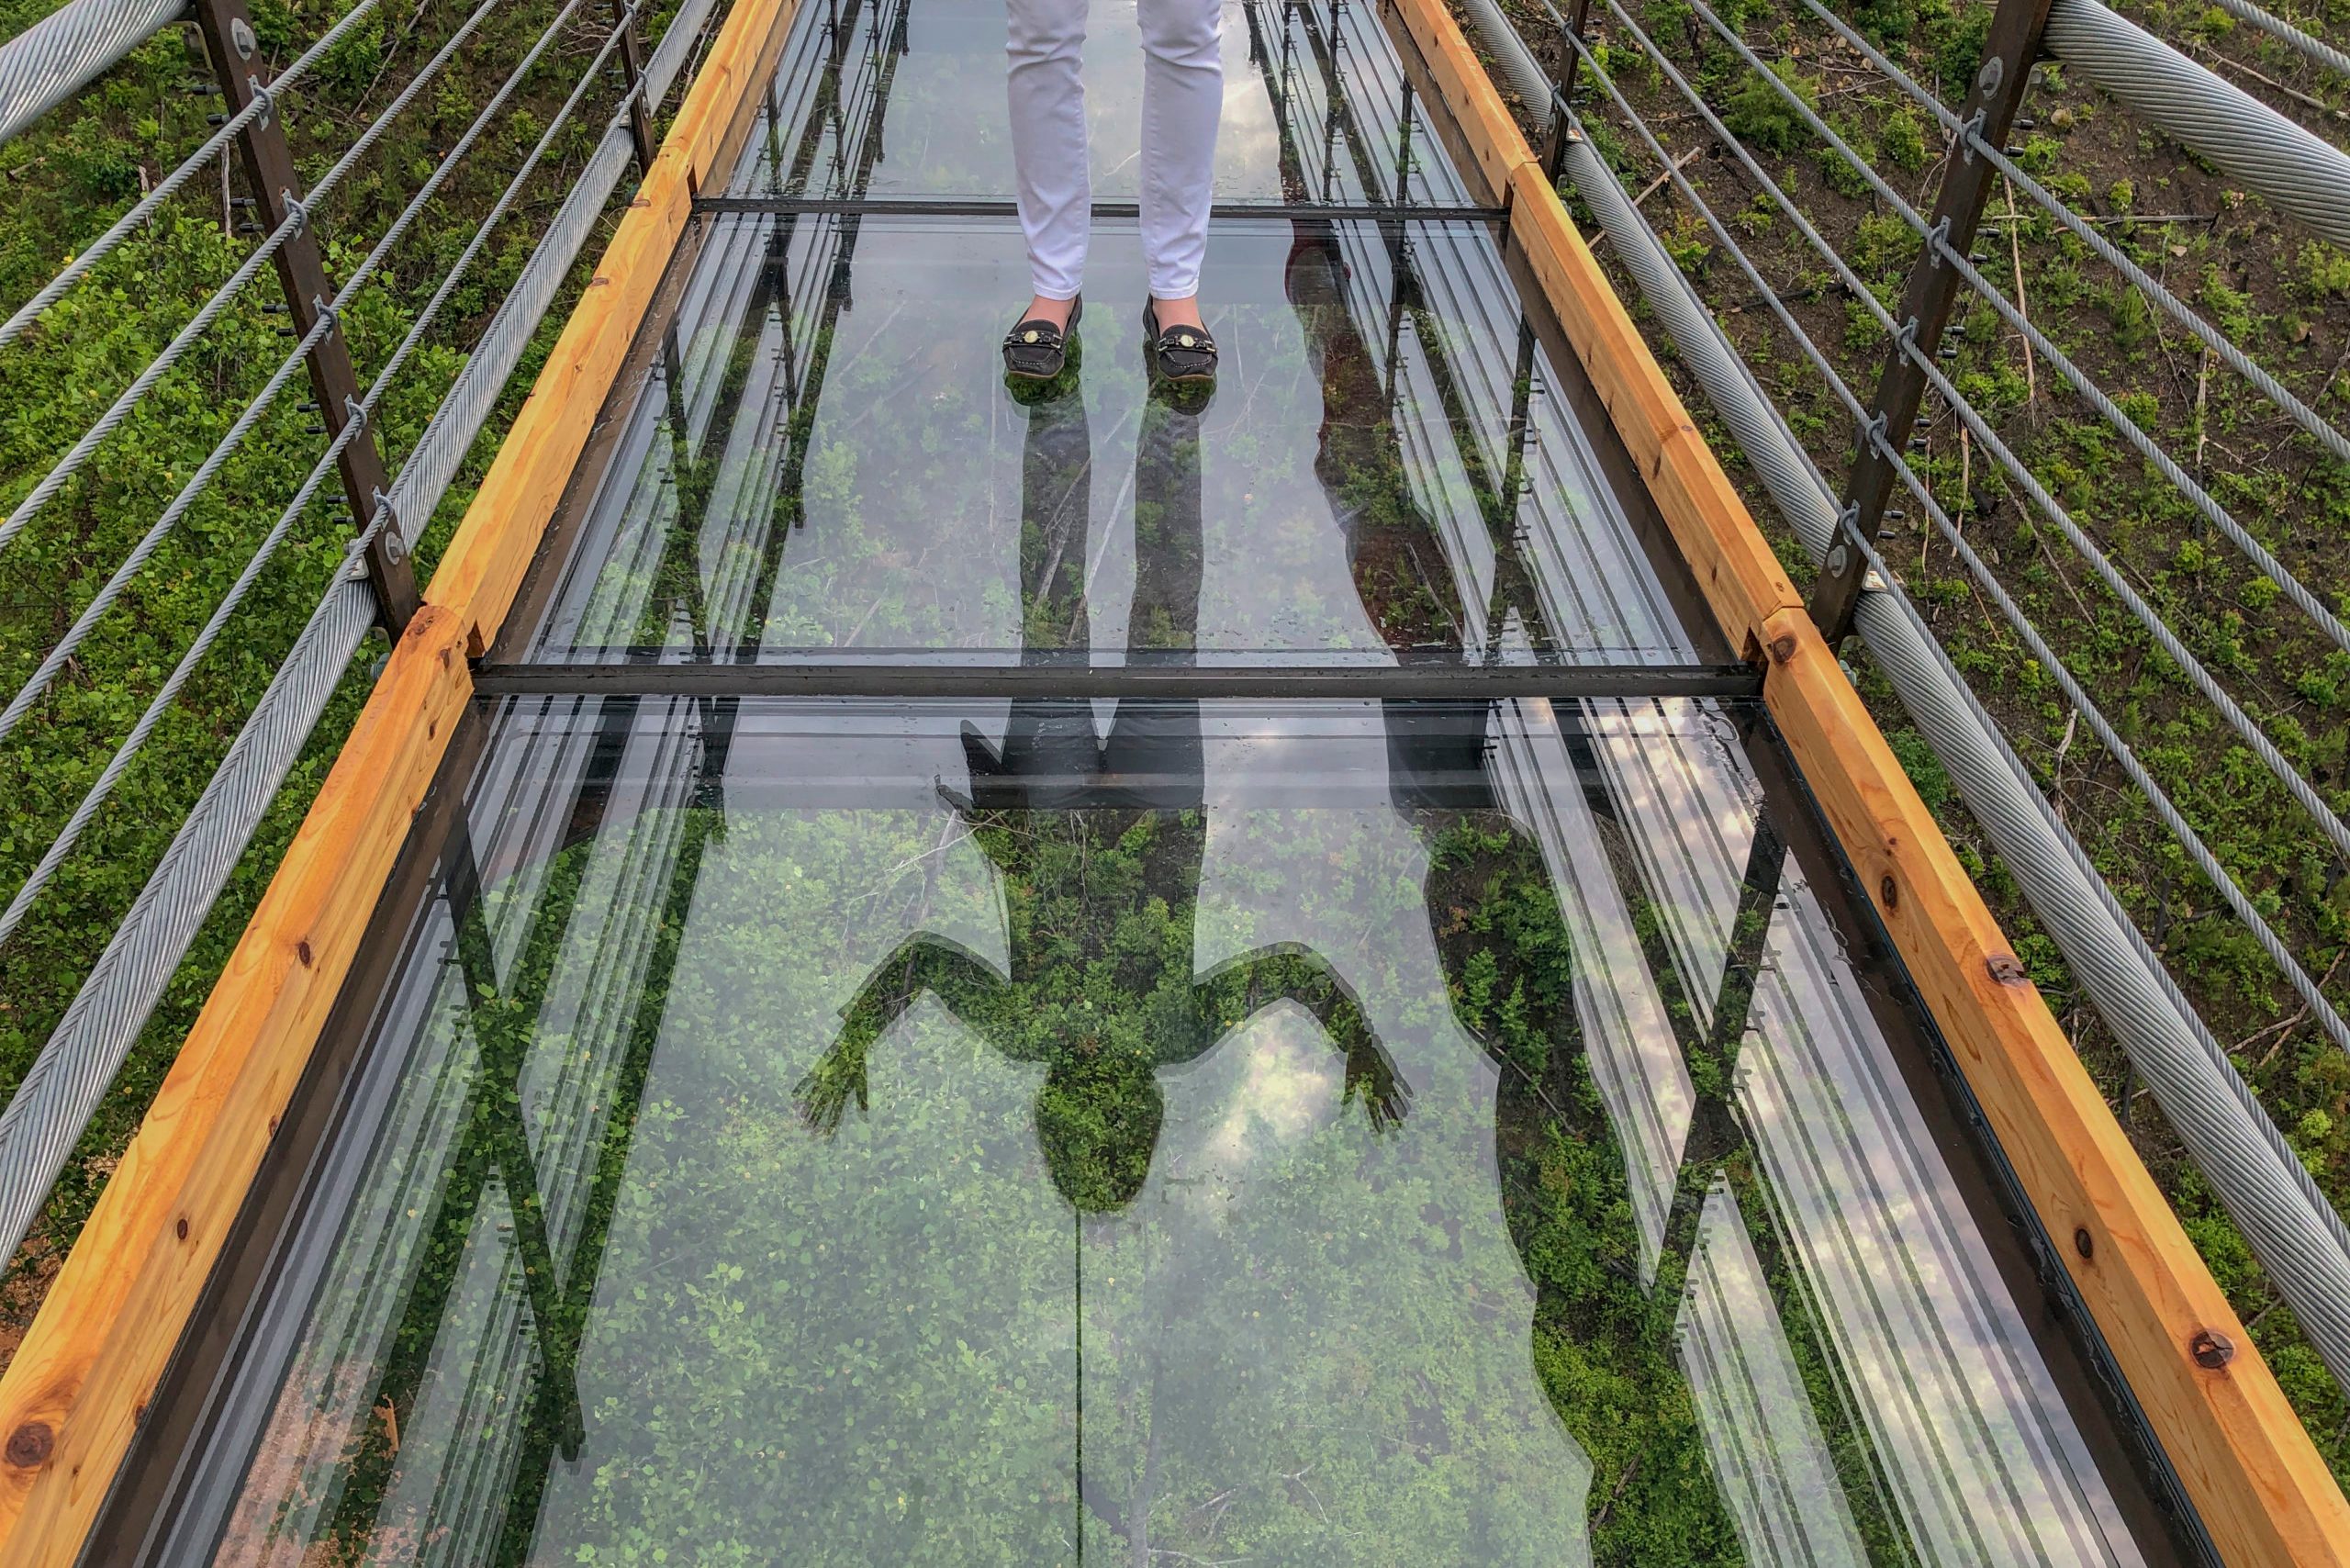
105, 0, 2203, 1562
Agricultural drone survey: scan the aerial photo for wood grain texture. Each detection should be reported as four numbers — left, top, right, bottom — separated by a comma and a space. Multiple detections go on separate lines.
1388, 0, 2350, 1555
1759, 605, 2350, 1566
1383, 0, 1536, 205
0, 0, 798, 1557
0, 606, 471, 1565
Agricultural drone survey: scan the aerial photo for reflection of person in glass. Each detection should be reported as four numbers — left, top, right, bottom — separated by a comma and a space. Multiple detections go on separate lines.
999, 0, 1220, 385
796, 385, 1403, 1210
807, 255, 1735, 1556
1282, 213, 1762, 1558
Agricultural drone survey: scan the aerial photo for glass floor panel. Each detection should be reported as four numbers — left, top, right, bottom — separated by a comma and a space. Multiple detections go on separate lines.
515, 215, 1702, 667
97, 0, 2206, 1560
725, 0, 1474, 207
132, 698, 2180, 1565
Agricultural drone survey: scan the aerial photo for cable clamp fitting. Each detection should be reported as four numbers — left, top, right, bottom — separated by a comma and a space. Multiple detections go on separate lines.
282, 194, 308, 237
369, 490, 404, 560
342, 393, 367, 433
1893, 316, 1919, 353
247, 75, 272, 128
1923, 216, 1950, 268
1957, 107, 1986, 162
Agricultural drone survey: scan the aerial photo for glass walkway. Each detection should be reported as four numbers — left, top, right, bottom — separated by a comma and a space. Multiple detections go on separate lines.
100, 0, 2202, 1561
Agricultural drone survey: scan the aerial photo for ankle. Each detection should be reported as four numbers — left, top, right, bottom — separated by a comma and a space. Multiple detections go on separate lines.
1151, 294, 1204, 332
1025, 293, 1076, 329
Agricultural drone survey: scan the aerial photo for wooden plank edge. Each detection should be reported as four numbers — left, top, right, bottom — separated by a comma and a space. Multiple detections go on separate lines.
0, 0, 800, 1558
0, 607, 470, 1564
428, 0, 800, 654
1384, 0, 2350, 1554
1761, 607, 2350, 1565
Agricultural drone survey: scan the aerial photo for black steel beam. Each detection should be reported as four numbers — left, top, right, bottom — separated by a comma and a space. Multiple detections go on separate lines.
473, 659, 1764, 700
1807, 0, 2053, 644
192, 0, 419, 634
691, 195, 1509, 222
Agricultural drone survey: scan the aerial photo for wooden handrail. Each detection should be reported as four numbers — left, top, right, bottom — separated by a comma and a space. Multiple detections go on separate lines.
1382, 0, 2350, 1557
0, 0, 797, 1557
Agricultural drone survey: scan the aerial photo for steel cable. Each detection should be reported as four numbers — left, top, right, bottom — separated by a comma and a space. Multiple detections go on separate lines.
0, 0, 187, 148
1641, 0, 2350, 661
0, 0, 711, 1272
1572, 27, 2350, 1263
0, 0, 591, 751
2044, 0, 2350, 248
1679, 0, 2350, 869
1803, 0, 2350, 469
1499, 0, 2350, 1375
0, 0, 501, 555
1585, 0, 2350, 1059
2207, 0, 2350, 81
0, 0, 386, 351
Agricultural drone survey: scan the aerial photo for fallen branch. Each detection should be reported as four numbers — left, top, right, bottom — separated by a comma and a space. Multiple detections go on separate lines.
2188, 38, 2350, 126
1632, 146, 1702, 208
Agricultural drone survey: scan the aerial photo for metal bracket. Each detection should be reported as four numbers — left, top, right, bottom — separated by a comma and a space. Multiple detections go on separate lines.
1804, 500, 1873, 645
192, 0, 414, 637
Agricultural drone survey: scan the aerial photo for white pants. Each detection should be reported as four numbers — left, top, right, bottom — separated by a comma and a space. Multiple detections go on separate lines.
1006, 0, 1224, 300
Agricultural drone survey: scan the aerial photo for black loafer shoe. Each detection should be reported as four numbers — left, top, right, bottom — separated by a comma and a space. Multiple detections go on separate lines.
1143, 299, 1217, 384
1003, 295, 1081, 380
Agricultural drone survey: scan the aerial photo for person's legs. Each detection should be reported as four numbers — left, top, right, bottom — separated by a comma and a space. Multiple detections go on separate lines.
1007, 0, 1091, 321
1137, 0, 1222, 327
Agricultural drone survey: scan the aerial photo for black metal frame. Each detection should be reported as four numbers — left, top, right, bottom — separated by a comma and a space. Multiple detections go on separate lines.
692, 194, 1509, 221
473, 658, 1765, 699
192, 0, 420, 634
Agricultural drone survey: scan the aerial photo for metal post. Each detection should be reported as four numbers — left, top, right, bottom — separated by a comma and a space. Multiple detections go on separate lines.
191, 0, 419, 633
1539, 0, 1592, 183
612, 0, 657, 171
1806, 0, 2052, 644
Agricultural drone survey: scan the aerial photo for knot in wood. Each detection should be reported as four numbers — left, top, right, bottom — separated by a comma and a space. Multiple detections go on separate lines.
6, 1421, 52, 1468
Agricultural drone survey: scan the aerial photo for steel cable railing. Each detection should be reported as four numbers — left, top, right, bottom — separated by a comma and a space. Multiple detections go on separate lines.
0, 0, 620, 949
0, 0, 185, 145
2206, 0, 2350, 81
1468, 0, 2350, 1385
1580, 0, 2350, 1057
0, 0, 387, 352
0, 0, 722, 1276
2045, 0, 2350, 248
1548, 0, 2350, 1274
1800, 0, 2350, 469
0, 0, 591, 756
0, 0, 503, 554
1676, 0, 2350, 877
